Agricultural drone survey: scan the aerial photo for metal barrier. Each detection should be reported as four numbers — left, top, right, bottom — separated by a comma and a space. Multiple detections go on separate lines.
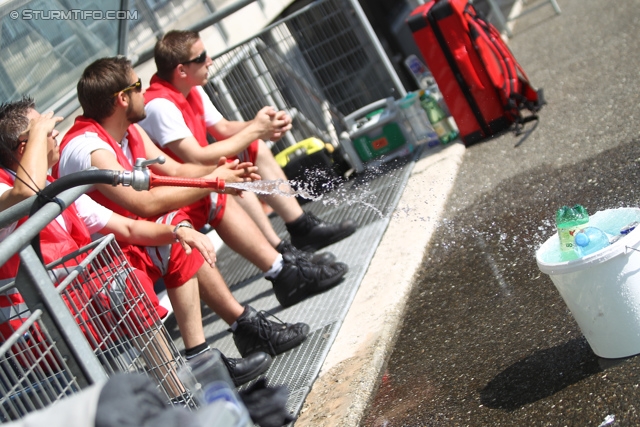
0, 0, 236, 116
0, 0, 120, 115
2, 0, 406, 135
474, 0, 562, 38
0, 308, 79, 422
0, 186, 195, 422
204, 0, 405, 154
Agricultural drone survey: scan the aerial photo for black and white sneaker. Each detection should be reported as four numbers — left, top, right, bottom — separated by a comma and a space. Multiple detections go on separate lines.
232, 306, 310, 357
286, 212, 357, 252
276, 240, 336, 265
217, 349, 272, 387
269, 252, 348, 307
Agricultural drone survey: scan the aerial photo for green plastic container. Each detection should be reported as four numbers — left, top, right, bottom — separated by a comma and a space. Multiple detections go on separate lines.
556, 204, 590, 261
349, 106, 408, 162
352, 125, 406, 161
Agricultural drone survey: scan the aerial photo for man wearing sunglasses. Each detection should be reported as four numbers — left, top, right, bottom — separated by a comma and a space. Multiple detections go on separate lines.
139, 30, 357, 261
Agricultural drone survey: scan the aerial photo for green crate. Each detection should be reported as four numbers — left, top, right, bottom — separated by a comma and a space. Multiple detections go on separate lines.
352, 120, 408, 162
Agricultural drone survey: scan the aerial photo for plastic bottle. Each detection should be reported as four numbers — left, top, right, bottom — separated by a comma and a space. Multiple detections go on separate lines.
574, 227, 611, 257
555, 205, 589, 261
178, 350, 253, 427
404, 54, 436, 89
419, 90, 458, 144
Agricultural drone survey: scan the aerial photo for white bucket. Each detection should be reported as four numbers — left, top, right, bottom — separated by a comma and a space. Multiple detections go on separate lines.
536, 208, 640, 359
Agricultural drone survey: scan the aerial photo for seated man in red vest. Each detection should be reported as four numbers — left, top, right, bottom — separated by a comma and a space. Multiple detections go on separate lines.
56, 56, 348, 310
140, 30, 357, 254
0, 97, 275, 387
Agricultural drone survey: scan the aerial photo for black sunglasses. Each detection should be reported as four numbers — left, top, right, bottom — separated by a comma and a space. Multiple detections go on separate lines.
181, 51, 207, 65
112, 78, 142, 97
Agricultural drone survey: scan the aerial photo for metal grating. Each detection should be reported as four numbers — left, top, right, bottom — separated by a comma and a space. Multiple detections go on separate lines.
257, 323, 338, 416
44, 236, 192, 406
166, 153, 417, 420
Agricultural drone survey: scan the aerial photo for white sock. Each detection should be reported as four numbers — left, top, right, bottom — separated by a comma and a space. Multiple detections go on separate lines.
265, 254, 284, 279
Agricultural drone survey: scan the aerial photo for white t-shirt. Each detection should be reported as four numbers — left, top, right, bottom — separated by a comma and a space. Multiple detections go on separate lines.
57, 131, 136, 179
139, 86, 223, 148
0, 174, 112, 243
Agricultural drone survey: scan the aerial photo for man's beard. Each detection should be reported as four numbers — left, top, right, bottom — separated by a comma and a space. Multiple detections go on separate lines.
126, 104, 146, 124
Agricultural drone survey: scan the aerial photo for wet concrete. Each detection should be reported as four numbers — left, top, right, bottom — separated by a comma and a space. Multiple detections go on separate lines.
363, 1, 640, 426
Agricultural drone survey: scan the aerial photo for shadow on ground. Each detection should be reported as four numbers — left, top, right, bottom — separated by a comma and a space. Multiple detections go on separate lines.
480, 337, 601, 410
363, 139, 640, 426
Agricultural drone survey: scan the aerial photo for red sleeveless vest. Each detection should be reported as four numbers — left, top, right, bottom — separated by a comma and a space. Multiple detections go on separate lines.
55, 116, 148, 220
0, 169, 91, 279
0, 169, 94, 347
144, 75, 257, 167
144, 75, 209, 157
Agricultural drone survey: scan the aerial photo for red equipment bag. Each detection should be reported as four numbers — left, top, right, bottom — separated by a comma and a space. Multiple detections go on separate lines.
408, 0, 544, 146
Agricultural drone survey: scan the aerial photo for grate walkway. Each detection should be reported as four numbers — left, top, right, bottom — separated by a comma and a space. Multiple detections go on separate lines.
165, 148, 421, 418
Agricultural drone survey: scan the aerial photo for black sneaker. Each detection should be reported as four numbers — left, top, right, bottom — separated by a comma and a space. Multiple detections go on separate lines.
185, 348, 272, 387
232, 306, 310, 357
276, 240, 336, 265
217, 349, 273, 387
269, 253, 348, 308
287, 212, 357, 252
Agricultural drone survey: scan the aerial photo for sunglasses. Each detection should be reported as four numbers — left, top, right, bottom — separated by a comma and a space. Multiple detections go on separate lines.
181, 50, 207, 65
112, 78, 142, 97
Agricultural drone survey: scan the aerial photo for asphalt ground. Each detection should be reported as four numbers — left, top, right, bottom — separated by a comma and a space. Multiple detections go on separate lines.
361, 0, 640, 426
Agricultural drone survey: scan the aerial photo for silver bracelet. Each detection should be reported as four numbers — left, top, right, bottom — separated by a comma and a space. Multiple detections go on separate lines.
172, 221, 194, 242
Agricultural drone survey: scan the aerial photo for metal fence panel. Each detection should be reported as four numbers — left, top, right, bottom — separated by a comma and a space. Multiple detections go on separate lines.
0, 0, 218, 113
0, 0, 119, 111
0, 309, 80, 422
204, 0, 400, 154
127, 0, 206, 57
44, 236, 190, 402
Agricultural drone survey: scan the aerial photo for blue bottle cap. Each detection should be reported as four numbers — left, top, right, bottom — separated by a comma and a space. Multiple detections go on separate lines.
575, 232, 589, 247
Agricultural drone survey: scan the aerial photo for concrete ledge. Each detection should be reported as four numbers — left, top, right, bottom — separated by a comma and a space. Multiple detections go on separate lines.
296, 141, 466, 426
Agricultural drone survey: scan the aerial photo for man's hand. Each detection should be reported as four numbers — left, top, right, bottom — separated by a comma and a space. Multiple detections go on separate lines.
252, 107, 291, 142
174, 225, 217, 268
207, 157, 261, 196
270, 110, 292, 142
22, 111, 63, 140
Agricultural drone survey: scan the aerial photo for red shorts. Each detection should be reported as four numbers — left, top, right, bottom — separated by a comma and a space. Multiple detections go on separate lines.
122, 209, 204, 290
182, 192, 227, 231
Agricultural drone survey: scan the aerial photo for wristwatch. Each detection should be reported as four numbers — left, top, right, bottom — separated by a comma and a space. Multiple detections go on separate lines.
172, 221, 194, 242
